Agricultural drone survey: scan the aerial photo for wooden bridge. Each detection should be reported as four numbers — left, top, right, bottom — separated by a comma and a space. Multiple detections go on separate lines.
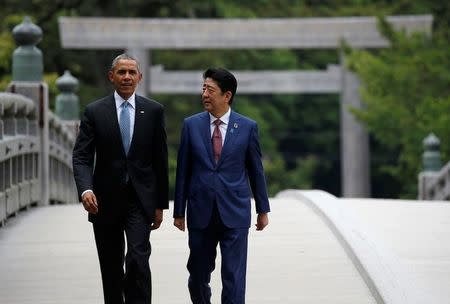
1, 191, 450, 304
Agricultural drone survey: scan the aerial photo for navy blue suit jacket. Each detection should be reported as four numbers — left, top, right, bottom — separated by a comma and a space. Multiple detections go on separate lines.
173, 110, 270, 229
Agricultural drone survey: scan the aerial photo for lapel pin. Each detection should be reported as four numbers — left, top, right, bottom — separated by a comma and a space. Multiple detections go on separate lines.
140, 110, 145, 114
234, 123, 238, 129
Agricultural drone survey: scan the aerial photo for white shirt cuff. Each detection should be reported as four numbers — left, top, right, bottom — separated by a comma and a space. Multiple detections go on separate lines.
81, 189, 93, 198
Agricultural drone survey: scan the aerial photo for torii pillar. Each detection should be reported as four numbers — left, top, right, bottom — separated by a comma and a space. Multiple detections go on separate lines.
126, 48, 150, 97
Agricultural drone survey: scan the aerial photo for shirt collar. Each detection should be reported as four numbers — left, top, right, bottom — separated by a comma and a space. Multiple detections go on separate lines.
114, 91, 136, 110
209, 107, 231, 126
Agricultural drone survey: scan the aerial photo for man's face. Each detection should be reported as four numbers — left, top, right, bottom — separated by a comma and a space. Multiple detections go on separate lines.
108, 59, 142, 100
202, 77, 231, 117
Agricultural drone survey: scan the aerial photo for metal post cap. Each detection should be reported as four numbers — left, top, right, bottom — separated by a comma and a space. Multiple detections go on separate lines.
423, 133, 440, 151
56, 70, 79, 93
12, 16, 42, 46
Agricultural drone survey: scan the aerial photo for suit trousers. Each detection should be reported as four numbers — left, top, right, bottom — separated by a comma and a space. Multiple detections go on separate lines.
93, 183, 152, 304
187, 203, 249, 304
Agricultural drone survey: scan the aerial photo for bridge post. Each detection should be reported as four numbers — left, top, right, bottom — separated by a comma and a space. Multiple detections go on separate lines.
418, 133, 442, 200
55, 70, 79, 121
55, 70, 80, 134
422, 133, 441, 172
8, 17, 50, 206
55, 71, 79, 204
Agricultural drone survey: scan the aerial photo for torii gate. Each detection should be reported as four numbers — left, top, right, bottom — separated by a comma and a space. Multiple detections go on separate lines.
58, 15, 432, 197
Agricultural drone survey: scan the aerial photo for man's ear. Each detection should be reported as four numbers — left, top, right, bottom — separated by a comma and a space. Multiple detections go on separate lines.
108, 70, 114, 83
225, 91, 232, 103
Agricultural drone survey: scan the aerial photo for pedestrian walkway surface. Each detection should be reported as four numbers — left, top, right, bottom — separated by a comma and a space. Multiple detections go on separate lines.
0, 195, 378, 304
2, 192, 450, 303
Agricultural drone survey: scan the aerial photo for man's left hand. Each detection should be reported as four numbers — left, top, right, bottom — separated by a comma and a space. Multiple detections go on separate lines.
255, 213, 269, 231
151, 209, 163, 230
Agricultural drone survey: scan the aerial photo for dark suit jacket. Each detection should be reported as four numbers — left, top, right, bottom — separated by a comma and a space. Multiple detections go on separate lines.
73, 94, 168, 224
174, 110, 270, 229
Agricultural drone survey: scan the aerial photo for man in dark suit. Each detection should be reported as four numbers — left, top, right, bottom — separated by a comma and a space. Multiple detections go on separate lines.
72, 53, 168, 304
173, 68, 270, 304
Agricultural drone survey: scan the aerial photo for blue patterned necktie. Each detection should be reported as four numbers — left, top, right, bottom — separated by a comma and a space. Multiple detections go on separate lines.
119, 101, 131, 154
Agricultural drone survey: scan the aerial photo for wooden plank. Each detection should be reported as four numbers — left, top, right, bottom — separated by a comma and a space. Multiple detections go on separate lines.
0, 201, 375, 303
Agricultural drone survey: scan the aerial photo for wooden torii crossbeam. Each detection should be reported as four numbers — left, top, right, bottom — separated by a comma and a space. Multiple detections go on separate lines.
148, 65, 341, 94
59, 15, 432, 49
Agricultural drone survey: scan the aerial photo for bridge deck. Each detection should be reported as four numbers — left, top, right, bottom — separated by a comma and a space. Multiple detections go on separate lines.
0, 198, 375, 304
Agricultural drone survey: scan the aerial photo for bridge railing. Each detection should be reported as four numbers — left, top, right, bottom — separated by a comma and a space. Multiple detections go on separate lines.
0, 92, 77, 225
48, 111, 77, 204
418, 133, 450, 200
418, 162, 450, 200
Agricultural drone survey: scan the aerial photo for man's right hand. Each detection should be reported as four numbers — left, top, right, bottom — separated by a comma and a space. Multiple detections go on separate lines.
173, 217, 185, 231
81, 191, 98, 214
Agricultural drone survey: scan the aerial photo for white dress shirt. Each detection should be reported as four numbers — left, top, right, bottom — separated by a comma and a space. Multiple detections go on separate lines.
115, 91, 136, 141
209, 108, 231, 146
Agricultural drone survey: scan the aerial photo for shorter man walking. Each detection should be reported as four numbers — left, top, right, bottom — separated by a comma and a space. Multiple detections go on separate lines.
173, 68, 271, 304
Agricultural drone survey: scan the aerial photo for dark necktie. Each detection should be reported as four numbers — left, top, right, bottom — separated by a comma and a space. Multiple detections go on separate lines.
212, 119, 222, 163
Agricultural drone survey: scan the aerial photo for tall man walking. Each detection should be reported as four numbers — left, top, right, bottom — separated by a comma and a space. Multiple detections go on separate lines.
173, 68, 271, 304
73, 54, 168, 304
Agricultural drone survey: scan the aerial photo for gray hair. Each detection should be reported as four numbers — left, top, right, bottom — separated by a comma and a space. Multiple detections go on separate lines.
110, 53, 141, 71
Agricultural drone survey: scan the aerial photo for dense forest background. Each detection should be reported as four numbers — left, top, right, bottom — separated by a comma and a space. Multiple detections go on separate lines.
1, 0, 449, 199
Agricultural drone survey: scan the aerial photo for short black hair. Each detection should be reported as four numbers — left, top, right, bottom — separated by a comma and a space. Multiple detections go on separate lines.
111, 53, 140, 72
203, 68, 237, 105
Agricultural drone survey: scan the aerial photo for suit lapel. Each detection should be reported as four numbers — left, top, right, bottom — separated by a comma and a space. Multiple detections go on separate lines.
217, 111, 240, 167
200, 111, 215, 165
104, 95, 125, 154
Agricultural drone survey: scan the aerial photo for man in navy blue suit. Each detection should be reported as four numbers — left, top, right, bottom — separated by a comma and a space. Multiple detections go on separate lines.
173, 68, 271, 304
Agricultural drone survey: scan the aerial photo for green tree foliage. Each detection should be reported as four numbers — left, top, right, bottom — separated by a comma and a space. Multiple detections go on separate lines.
347, 12, 450, 197
1, 0, 448, 198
